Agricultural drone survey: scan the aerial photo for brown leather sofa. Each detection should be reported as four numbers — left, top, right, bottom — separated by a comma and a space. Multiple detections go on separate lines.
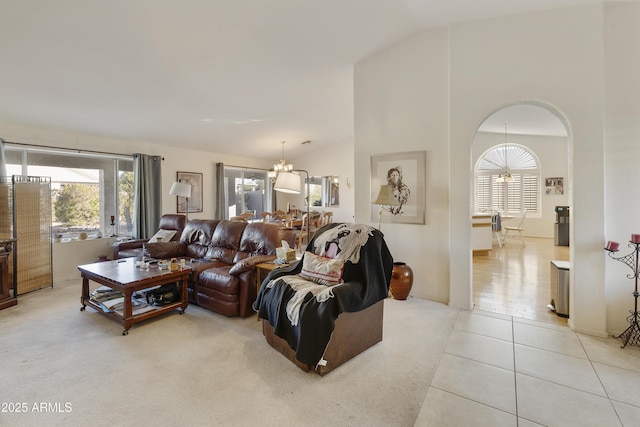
112, 214, 187, 260
119, 218, 294, 318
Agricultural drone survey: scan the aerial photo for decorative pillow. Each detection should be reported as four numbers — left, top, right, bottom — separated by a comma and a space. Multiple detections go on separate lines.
148, 229, 177, 243
299, 251, 345, 286
143, 242, 186, 259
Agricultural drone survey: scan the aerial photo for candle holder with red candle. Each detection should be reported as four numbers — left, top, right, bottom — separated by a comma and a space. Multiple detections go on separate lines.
605, 238, 640, 348
605, 241, 620, 252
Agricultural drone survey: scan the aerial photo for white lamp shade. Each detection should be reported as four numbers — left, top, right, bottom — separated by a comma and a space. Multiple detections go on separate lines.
169, 181, 192, 198
274, 172, 301, 194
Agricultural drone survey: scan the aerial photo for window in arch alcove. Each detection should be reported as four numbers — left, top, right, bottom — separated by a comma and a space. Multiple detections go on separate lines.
474, 143, 541, 217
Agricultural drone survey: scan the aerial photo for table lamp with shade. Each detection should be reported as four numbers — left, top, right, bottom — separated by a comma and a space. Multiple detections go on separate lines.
372, 184, 400, 230
169, 180, 192, 220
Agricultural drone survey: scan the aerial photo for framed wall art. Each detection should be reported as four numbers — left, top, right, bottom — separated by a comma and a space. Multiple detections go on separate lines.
371, 151, 426, 225
176, 171, 203, 213
329, 176, 340, 207
545, 177, 564, 195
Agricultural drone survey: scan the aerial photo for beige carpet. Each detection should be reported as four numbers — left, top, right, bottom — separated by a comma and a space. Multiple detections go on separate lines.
0, 278, 458, 427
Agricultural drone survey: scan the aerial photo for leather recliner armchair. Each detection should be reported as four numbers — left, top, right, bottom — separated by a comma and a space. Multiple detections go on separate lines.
112, 214, 187, 260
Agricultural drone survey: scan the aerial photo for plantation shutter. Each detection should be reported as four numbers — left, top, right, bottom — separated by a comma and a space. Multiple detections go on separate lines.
522, 174, 539, 214
491, 175, 504, 212
476, 175, 491, 212
507, 174, 522, 212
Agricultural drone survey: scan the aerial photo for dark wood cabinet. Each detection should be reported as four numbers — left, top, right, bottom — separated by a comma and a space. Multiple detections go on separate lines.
0, 239, 17, 310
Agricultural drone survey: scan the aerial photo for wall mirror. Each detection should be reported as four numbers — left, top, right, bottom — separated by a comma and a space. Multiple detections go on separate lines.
305, 176, 339, 207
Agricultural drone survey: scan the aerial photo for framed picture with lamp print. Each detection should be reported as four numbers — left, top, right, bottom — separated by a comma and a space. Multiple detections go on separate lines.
176, 171, 203, 213
370, 151, 426, 225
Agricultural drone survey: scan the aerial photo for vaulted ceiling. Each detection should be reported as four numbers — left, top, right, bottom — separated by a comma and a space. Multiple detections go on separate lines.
0, 0, 594, 159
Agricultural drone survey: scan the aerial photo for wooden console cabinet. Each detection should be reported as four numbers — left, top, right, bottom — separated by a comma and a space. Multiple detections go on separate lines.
0, 239, 17, 310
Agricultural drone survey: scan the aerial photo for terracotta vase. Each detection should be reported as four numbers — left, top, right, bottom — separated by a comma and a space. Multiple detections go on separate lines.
390, 262, 413, 300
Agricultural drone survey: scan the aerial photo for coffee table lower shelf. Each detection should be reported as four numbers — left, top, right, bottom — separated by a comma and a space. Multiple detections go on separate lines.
80, 296, 187, 335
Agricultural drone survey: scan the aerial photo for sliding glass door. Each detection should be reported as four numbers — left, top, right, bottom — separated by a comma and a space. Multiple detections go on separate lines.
223, 167, 271, 219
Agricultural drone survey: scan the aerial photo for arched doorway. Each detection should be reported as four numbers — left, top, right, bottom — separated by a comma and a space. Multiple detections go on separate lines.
471, 102, 571, 324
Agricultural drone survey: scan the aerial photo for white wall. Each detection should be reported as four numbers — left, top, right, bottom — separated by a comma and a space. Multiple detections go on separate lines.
355, 3, 618, 336
53, 237, 118, 281
449, 5, 606, 336
276, 139, 355, 224
604, 3, 640, 335
472, 131, 570, 238
355, 28, 451, 303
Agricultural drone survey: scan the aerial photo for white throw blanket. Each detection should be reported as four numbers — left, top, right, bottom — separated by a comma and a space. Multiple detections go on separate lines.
267, 275, 340, 326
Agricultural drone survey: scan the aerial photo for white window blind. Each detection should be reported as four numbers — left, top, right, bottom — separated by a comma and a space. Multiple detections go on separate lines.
474, 144, 541, 216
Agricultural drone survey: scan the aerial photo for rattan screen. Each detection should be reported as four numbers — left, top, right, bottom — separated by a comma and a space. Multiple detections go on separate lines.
13, 176, 52, 294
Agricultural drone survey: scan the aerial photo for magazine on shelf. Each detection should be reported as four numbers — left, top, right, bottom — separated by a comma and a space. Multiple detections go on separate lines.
102, 297, 125, 310
113, 302, 157, 316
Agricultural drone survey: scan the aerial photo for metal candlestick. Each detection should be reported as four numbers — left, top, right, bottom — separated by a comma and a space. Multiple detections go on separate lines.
605, 241, 640, 348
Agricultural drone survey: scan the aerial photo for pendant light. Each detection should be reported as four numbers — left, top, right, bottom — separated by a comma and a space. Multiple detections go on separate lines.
496, 124, 514, 183
268, 141, 293, 181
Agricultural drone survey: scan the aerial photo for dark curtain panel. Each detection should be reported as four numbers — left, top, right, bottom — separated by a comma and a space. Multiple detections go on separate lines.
0, 138, 6, 182
271, 182, 277, 212
215, 162, 225, 219
0, 138, 11, 241
133, 153, 162, 239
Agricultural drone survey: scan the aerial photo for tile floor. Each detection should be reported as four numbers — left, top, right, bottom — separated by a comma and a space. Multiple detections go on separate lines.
415, 310, 640, 426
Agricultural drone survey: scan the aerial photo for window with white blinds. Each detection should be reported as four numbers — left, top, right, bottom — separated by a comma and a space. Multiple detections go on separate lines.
474, 144, 540, 216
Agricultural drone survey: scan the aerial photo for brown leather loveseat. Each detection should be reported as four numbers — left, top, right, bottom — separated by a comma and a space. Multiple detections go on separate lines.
130, 219, 294, 318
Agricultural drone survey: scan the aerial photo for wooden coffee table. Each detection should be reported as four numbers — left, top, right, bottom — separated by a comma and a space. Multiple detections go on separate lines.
78, 258, 190, 335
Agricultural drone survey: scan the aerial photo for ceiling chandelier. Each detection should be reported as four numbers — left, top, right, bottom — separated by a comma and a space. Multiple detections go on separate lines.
268, 141, 293, 182
496, 124, 514, 183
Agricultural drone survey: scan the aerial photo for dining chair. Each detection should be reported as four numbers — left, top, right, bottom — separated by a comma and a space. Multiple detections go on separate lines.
272, 210, 286, 221
239, 211, 255, 221
321, 211, 333, 227
312, 212, 322, 227
294, 213, 318, 249
282, 213, 294, 228
259, 211, 271, 221
503, 209, 527, 246
491, 212, 503, 247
